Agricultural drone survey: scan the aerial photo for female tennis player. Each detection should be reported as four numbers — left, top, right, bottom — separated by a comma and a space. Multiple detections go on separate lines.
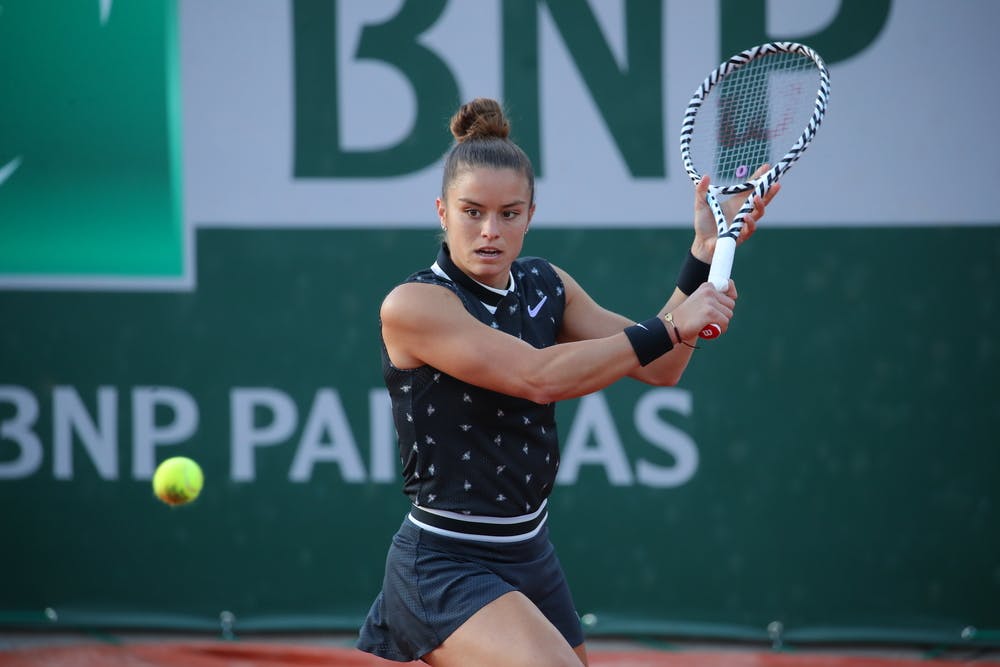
357, 98, 778, 666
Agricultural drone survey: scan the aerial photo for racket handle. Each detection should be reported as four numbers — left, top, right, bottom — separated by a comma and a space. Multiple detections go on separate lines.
699, 236, 738, 339
707, 236, 737, 290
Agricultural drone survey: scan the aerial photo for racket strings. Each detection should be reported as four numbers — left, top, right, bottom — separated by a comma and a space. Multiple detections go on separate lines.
693, 52, 819, 188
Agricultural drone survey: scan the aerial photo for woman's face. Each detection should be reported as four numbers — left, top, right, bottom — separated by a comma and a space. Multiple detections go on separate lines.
437, 166, 535, 289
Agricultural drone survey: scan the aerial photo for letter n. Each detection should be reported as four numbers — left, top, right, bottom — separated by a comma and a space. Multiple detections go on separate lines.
503, 0, 665, 178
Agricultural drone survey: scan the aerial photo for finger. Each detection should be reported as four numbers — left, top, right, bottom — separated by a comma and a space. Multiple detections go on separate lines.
762, 182, 780, 205
716, 302, 735, 324
717, 288, 737, 310
711, 280, 736, 305
738, 197, 761, 234
701, 280, 727, 295
750, 163, 770, 180
694, 175, 710, 204
709, 308, 733, 335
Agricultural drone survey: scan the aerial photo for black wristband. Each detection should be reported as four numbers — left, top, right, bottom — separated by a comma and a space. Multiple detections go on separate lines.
623, 317, 674, 366
676, 250, 711, 296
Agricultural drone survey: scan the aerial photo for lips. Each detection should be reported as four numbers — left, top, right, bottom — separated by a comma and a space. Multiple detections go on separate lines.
475, 247, 502, 258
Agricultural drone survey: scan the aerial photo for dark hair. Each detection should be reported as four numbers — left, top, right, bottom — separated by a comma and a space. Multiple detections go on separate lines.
441, 98, 535, 204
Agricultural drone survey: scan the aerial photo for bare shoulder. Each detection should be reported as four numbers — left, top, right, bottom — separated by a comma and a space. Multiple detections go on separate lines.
548, 263, 584, 303
381, 281, 458, 320
380, 281, 473, 346
549, 263, 572, 283
381, 280, 505, 372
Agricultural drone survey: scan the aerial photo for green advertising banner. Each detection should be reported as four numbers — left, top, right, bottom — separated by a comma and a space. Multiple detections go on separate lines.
2, 228, 998, 645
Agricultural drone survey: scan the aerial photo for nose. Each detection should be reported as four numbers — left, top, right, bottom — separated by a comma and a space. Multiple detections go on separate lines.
480, 213, 501, 239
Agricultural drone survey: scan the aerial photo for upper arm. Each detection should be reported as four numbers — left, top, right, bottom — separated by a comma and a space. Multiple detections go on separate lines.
380, 282, 551, 400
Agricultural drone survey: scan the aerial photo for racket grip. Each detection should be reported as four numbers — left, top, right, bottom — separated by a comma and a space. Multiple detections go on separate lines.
699, 236, 738, 339
707, 236, 737, 290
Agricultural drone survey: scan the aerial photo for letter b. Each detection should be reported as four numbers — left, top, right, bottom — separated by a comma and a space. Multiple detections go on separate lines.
293, 0, 460, 177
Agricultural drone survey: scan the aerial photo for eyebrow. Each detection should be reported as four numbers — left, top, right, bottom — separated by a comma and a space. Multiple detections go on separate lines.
456, 198, 527, 208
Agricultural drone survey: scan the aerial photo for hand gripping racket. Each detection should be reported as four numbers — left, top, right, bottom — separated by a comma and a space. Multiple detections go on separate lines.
680, 42, 830, 338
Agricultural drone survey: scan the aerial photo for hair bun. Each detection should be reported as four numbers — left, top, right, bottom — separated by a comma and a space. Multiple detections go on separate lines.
450, 98, 510, 143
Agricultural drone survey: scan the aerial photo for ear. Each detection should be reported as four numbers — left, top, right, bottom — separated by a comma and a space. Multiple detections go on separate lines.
436, 197, 447, 227
525, 202, 536, 233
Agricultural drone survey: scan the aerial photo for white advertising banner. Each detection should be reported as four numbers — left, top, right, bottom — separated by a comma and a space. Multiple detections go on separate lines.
182, 0, 1000, 228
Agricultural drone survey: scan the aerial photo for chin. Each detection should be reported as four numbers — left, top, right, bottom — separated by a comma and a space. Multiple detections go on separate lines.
472, 258, 510, 285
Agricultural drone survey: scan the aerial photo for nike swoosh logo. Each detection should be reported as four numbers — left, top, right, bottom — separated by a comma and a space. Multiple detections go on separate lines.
527, 295, 548, 318
0, 156, 22, 187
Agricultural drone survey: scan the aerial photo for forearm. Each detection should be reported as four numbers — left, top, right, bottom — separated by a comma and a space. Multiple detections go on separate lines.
629, 287, 696, 385
629, 246, 712, 385
519, 333, 643, 403
540, 249, 712, 395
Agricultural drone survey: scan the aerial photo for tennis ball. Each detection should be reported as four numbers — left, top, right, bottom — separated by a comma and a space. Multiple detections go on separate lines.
152, 456, 204, 506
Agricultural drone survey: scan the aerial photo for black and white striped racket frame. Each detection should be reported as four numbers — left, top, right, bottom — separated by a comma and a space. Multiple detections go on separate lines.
679, 41, 831, 240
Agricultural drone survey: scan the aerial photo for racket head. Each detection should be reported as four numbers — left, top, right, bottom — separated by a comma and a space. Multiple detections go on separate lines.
679, 42, 830, 196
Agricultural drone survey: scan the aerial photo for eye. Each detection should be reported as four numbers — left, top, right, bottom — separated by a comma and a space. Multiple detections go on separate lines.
464, 208, 481, 219
502, 210, 520, 220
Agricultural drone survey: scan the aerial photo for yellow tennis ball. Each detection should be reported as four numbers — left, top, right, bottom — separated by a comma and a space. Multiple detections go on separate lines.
152, 456, 204, 506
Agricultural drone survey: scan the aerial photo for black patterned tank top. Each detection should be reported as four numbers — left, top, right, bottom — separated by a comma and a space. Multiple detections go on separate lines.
382, 243, 566, 517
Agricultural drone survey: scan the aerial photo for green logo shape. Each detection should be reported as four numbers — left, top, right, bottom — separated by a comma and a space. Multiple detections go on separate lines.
0, 0, 184, 288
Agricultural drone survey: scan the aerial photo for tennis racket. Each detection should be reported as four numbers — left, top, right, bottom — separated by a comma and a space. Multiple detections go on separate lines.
680, 42, 830, 338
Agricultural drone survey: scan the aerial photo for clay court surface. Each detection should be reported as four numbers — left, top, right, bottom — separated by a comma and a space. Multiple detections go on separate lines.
2, 634, 998, 667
